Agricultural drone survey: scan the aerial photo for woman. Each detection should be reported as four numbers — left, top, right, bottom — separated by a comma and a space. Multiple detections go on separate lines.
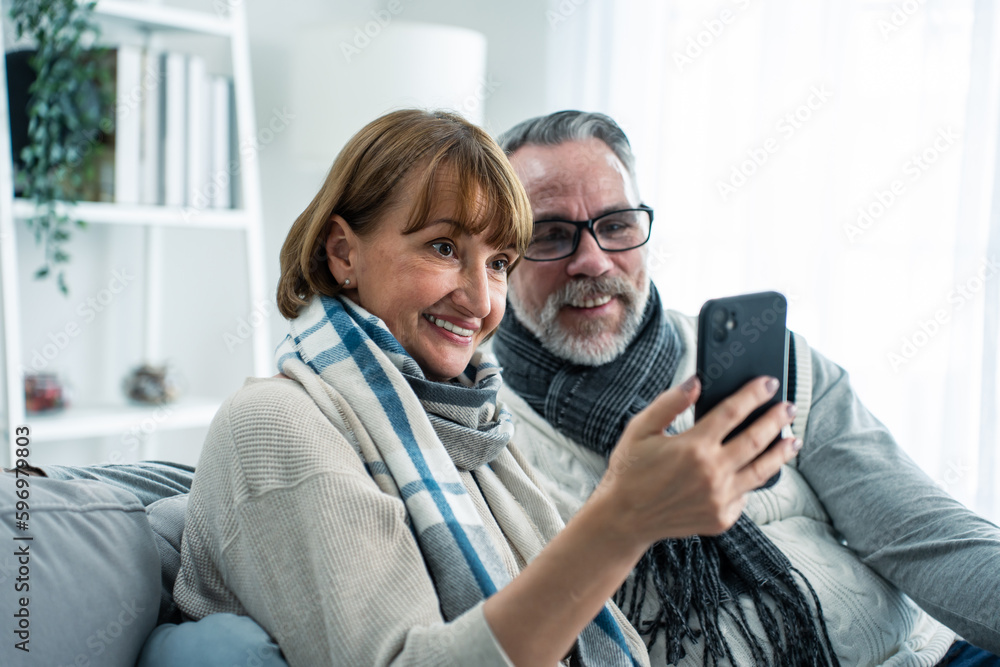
170, 109, 799, 666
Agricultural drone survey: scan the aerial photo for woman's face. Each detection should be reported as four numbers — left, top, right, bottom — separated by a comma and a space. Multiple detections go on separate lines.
333, 176, 517, 381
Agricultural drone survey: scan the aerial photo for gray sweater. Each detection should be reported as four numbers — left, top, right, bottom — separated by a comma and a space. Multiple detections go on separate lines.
499, 310, 1000, 665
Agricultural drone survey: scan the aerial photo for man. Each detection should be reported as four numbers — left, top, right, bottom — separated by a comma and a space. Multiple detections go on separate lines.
489, 110, 1000, 666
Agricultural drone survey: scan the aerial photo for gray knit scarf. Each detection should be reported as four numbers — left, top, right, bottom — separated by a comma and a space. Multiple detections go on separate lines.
493, 284, 837, 666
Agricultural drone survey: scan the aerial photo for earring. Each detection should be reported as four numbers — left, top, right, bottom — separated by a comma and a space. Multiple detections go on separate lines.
343, 278, 351, 287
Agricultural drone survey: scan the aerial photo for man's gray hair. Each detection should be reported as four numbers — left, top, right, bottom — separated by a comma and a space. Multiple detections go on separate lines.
497, 110, 637, 182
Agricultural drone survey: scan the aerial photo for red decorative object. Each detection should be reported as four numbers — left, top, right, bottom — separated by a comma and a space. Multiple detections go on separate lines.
24, 372, 66, 413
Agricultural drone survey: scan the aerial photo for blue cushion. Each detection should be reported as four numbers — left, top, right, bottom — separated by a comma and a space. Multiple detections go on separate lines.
137, 613, 287, 667
0, 474, 160, 666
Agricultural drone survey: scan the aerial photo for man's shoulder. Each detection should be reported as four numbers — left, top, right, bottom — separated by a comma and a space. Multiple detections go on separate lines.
663, 308, 698, 344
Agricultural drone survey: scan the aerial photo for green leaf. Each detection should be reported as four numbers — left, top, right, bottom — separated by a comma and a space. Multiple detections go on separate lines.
11, 0, 106, 295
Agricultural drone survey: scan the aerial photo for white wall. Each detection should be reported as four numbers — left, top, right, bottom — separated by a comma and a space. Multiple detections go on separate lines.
243, 0, 552, 354
4, 0, 551, 467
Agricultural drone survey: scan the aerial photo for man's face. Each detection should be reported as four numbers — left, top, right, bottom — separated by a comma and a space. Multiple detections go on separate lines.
507, 138, 650, 366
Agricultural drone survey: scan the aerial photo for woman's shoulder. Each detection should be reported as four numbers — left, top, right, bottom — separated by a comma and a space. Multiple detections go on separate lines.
217, 375, 323, 433
225, 373, 309, 410
205, 375, 365, 482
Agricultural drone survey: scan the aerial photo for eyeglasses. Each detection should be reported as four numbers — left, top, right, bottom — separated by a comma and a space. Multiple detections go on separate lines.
523, 205, 654, 261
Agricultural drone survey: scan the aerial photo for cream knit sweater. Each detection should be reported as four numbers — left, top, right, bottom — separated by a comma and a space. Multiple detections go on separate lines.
174, 374, 523, 666
173, 370, 648, 666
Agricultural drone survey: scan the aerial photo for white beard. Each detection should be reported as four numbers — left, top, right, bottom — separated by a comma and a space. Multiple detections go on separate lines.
509, 273, 650, 366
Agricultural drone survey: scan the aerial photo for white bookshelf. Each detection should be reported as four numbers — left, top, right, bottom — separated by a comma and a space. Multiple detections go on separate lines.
0, 0, 270, 466
11, 199, 253, 230
26, 396, 223, 444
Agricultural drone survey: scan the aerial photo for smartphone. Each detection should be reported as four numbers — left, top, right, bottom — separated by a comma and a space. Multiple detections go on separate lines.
695, 291, 789, 489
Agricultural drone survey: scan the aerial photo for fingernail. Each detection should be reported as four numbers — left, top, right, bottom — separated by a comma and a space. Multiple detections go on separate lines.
681, 374, 699, 393
786, 403, 797, 418
765, 377, 780, 394
789, 438, 803, 453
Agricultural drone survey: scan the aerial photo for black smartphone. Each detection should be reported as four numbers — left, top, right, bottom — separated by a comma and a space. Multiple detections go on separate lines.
695, 291, 789, 489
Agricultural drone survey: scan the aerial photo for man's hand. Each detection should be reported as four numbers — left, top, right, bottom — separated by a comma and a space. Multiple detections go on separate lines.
594, 375, 800, 545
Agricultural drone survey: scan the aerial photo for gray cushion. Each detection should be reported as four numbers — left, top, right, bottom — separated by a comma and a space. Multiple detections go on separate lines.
0, 474, 160, 666
146, 494, 188, 624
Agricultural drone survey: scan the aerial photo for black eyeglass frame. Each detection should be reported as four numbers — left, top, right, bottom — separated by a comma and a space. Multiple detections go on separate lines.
523, 204, 655, 262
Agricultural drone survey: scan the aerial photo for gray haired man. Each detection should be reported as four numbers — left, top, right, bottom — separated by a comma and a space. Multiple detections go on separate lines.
490, 110, 1000, 666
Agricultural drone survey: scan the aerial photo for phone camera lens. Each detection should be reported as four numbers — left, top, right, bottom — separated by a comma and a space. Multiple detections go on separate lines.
712, 309, 727, 325
712, 328, 727, 342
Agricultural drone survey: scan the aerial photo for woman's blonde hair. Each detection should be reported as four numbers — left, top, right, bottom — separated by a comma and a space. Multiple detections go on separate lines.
277, 109, 533, 319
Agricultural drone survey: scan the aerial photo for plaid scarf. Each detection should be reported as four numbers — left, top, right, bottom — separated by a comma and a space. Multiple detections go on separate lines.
275, 294, 644, 666
493, 284, 837, 666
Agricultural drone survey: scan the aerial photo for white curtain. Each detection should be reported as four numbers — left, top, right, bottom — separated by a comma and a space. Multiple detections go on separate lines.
545, 0, 1000, 521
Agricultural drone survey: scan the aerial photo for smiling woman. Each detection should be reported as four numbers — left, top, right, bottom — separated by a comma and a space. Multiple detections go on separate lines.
323, 168, 519, 381
276, 109, 530, 380
166, 109, 657, 666
276, 109, 530, 321
151, 109, 800, 667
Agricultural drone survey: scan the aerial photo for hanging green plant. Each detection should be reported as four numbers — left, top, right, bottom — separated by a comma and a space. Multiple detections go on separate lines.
10, 0, 110, 295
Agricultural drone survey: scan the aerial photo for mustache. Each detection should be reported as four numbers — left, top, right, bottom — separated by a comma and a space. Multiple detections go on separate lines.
554, 276, 636, 305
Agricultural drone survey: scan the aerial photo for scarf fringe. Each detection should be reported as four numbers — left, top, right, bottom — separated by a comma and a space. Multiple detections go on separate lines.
614, 518, 839, 666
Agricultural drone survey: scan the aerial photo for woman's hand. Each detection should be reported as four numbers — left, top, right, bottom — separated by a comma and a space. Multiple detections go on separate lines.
593, 375, 800, 547
483, 375, 799, 666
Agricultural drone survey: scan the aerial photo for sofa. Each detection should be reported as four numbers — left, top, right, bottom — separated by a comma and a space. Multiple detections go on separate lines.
0, 462, 284, 666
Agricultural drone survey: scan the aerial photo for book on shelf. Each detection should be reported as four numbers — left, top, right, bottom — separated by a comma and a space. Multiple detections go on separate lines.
185, 54, 208, 208
160, 51, 187, 207
114, 45, 143, 205
228, 80, 242, 210
210, 75, 234, 209
160, 51, 237, 211
139, 48, 162, 206
5, 46, 237, 210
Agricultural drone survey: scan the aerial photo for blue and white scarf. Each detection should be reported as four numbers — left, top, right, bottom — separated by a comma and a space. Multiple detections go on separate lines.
275, 294, 644, 666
